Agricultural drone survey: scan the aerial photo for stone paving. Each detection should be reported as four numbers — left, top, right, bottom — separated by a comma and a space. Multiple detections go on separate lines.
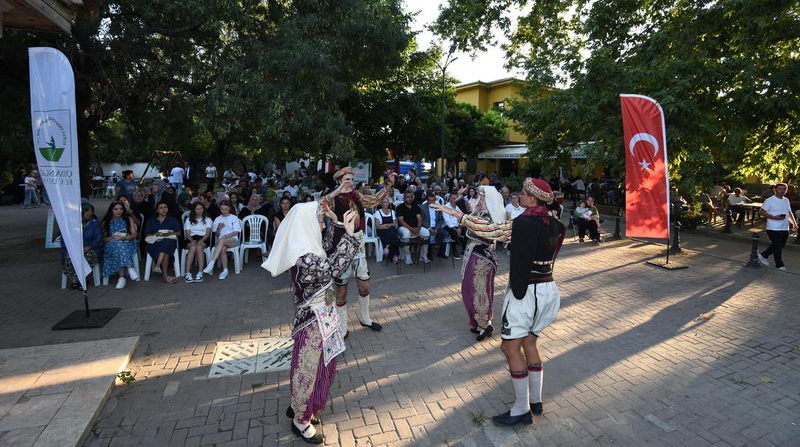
1, 203, 799, 446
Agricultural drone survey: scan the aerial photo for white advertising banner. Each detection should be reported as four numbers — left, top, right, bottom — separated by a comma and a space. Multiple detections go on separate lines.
29, 47, 90, 290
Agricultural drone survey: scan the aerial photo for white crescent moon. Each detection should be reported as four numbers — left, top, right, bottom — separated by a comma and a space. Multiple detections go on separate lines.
629, 133, 659, 158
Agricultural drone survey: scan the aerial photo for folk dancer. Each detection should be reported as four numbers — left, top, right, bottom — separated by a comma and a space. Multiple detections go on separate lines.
433, 178, 565, 426
262, 203, 359, 444
458, 185, 507, 341
321, 168, 395, 337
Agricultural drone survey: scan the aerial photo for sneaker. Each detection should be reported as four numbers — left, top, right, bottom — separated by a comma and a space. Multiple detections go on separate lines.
453, 255, 461, 260
203, 263, 214, 275
195, 272, 204, 282
757, 253, 769, 266
115, 277, 127, 289
184, 273, 194, 283
777, 266, 786, 271
404, 256, 413, 265
383, 247, 390, 258
128, 267, 139, 281
392, 255, 399, 264
218, 269, 229, 280
420, 256, 430, 264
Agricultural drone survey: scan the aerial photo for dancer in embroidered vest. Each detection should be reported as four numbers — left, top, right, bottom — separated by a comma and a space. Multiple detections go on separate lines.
321, 167, 395, 338
457, 185, 506, 341
262, 202, 358, 444
433, 178, 565, 426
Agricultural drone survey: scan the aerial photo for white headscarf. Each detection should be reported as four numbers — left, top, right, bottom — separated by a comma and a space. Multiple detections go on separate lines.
479, 185, 506, 224
261, 201, 325, 277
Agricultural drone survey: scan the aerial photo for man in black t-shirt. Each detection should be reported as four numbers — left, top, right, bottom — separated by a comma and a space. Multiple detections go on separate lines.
396, 190, 429, 264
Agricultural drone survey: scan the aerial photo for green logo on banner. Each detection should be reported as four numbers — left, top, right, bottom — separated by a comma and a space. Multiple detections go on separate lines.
38, 136, 65, 162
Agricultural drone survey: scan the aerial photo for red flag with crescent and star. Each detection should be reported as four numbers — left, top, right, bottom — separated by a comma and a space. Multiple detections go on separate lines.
620, 94, 670, 239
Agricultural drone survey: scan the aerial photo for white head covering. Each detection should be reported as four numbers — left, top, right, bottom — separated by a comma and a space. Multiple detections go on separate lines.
479, 185, 506, 223
261, 201, 325, 277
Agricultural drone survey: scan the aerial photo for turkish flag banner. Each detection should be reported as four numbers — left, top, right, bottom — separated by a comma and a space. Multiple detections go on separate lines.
620, 94, 670, 239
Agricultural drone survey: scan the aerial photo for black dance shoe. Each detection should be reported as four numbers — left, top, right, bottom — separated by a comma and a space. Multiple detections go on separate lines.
286, 406, 320, 425
476, 324, 493, 341
531, 402, 543, 415
470, 328, 479, 334
291, 421, 324, 444
360, 321, 383, 331
492, 410, 533, 426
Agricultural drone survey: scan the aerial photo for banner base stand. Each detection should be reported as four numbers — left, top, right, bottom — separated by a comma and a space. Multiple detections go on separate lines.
52, 308, 120, 330
646, 261, 688, 270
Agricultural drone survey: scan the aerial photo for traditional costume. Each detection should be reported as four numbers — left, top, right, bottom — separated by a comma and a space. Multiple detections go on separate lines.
459, 185, 506, 341
262, 201, 358, 444
322, 167, 392, 336
458, 178, 565, 425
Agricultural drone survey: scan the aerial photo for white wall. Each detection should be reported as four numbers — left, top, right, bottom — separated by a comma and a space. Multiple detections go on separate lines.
100, 163, 161, 179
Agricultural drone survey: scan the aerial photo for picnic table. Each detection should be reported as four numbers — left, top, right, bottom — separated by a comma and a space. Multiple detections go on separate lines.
738, 202, 763, 226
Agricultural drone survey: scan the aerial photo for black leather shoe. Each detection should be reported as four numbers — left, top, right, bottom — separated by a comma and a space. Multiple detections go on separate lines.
286, 406, 320, 425
531, 402, 543, 415
476, 324, 493, 341
291, 421, 324, 444
492, 410, 533, 426
360, 321, 383, 331
470, 328, 479, 334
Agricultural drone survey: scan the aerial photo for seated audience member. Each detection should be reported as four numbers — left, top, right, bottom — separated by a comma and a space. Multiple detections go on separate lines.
396, 190, 430, 264
199, 193, 221, 220
505, 193, 525, 220
62, 202, 103, 289
574, 197, 601, 244
420, 191, 448, 259
698, 191, 716, 223
183, 202, 212, 283
500, 186, 511, 206
228, 192, 245, 215
442, 192, 464, 259
727, 188, 751, 224
102, 201, 140, 289
203, 201, 241, 280
178, 185, 193, 212
143, 201, 181, 284
374, 196, 400, 263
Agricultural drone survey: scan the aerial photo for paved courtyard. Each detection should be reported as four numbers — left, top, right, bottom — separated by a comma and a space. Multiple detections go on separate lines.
1, 203, 799, 446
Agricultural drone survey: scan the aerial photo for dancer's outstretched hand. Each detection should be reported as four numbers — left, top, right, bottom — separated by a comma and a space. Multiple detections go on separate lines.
343, 209, 357, 235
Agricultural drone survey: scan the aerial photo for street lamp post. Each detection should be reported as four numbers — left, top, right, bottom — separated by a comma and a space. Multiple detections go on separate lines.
435, 44, 458, 178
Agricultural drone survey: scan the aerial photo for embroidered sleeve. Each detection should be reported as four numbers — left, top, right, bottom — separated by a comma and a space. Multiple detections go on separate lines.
459, 214, 513, 242
328, 233, 359, 278
358, 186, 391, 209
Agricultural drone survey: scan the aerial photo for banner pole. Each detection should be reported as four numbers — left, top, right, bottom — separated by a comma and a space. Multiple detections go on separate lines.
83, 289, 90, 318
665, 238, 670, 265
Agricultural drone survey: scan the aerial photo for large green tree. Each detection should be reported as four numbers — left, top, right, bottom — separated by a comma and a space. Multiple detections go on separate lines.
434, 0, 800, 189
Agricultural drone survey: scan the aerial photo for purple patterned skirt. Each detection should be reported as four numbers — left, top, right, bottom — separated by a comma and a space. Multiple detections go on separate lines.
461, 244, 497, 330
290, 323, 337, 424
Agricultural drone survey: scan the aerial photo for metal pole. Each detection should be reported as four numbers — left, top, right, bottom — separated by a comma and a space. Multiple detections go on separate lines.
612, 205, 622, 239
441, 65, 446, 177
745, 233, 761, 267
670, 221, 682, 254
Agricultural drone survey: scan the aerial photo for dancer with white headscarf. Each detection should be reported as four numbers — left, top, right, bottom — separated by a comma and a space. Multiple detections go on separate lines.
262, 202, 358, 445
454, 184, 506, 341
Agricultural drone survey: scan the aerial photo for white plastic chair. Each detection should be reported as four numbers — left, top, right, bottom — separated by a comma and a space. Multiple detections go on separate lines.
240, 215, 269, 265
363, 212, 383, 262
144, 246, 181, 281
61, 263, 102, 289
435, 196, 445, 205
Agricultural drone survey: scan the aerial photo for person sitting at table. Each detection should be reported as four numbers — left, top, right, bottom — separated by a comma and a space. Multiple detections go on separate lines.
698, 192, 716, 223
143, 201, 182, 284
397, 190, 430, 264
62, 202, 103, 289
727, 188, 751, 225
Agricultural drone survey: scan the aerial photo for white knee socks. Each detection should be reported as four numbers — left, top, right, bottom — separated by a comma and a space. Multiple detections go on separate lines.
358, 295, 372, 326
337, 304, 348, 336
528, 363, 543, 404
510, 372, 530, 416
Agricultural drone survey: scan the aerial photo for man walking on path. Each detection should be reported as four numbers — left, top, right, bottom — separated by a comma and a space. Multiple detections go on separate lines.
758, 183, 797, 271
433, 178, 566, 426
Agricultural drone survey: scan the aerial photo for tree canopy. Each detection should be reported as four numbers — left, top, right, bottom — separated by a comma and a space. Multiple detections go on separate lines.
434, 0, 800, 188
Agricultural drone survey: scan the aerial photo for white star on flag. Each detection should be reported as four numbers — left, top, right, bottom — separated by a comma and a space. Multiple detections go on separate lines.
639, 160, 651, 170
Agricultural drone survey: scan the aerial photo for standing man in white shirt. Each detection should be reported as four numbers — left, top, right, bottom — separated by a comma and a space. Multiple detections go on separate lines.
442, 192, 464, 259
758, 183, 797, 271
170, 164, 185, 196
205, 162, 218, 193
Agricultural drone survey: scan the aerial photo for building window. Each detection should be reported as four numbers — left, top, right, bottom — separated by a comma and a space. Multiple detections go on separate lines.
492, 101, 505, 114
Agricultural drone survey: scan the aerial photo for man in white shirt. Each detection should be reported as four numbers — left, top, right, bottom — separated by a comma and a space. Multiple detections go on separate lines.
169, 165, 185, 196
505, 193, 525, 220
758, 183, 797, 270
727, 187, 750, 225
205, 162, 217, 193
572, 177, 586, 201
442, 192, 463, 259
